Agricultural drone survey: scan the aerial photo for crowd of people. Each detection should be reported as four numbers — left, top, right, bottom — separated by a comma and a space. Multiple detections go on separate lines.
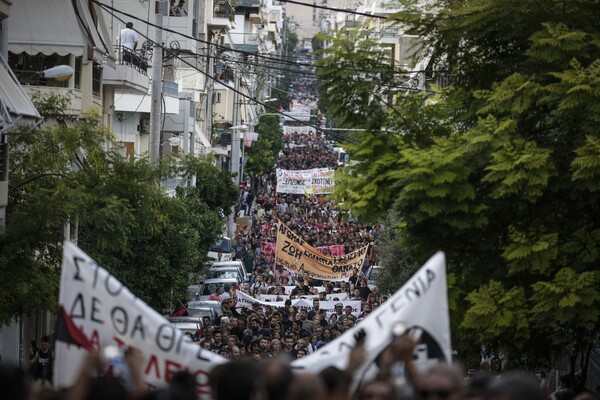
6, 333, 599, 400
3, 78, 598, 400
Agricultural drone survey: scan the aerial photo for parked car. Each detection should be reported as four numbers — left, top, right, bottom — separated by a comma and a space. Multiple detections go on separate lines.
197, 278, 239, 301
187, 284, 201, 301
167, 317, 201, 336
205, 267, 243, 285
207, 237, 233, 263
365, 265, 382, 289
187, 300, 222, 319
209, 260, 248, 282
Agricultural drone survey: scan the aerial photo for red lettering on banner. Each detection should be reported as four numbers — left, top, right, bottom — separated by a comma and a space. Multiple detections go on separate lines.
195, 370, 211, 396
165, 360, 181, 382
89, 329, 101, 350
145, 354, 161, 379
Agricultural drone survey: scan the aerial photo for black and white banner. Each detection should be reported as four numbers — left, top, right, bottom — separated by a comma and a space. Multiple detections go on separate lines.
56, 243, 450, 397
276, 167, 335, 194
290, 252, 452, 380
55, 242, 226, 397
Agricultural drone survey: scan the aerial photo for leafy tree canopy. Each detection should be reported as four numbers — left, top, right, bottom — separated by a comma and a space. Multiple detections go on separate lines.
318, 0, 600, 376
0, 95, 238, 323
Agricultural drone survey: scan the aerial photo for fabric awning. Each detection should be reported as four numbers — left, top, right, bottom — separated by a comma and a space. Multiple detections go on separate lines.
0, 54, 42, 133
8, 0, 87, 57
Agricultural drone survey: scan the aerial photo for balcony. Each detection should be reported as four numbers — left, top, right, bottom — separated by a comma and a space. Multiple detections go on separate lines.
103, 46, 150, 94
380, 27, 400, 38
164, 16, 198, 53
236, 0, 260, 7
210, 0, 235, 29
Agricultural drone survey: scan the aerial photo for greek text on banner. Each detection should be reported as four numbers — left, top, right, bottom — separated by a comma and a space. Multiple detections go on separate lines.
275, 221, 368, 281
276, 167, 335, 194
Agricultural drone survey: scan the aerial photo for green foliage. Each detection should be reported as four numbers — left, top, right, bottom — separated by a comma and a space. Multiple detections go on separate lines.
245, 115, 282, 177
321, 0, 600, 368
0, 95, 238, 323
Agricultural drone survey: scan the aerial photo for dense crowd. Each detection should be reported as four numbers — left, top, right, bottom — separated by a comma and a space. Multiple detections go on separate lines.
4, 78, 598, 400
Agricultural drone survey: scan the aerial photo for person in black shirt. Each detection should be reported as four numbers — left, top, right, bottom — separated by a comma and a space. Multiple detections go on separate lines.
295, 277, 310, 295
30, 336, 53, 388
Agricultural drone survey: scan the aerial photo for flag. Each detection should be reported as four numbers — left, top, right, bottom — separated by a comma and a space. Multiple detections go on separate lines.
55, 305, 94, 351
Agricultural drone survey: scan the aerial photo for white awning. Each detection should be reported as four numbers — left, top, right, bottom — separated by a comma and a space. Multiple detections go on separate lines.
194, 124, 212, 151
0, 54, 42, 133
8, 0, 87, 57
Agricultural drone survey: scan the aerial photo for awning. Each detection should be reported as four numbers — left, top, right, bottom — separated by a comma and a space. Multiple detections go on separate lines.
74, 0, 116, 66
8, 0, 88, 57
0, 54, 42, 133
194, 125, 212, 150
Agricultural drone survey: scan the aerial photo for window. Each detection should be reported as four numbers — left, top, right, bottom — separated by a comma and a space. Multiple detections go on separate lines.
74, 57, 82, 89
7, 52, 70, 87
92, 62, 102, 97
0, 135, 7, 181
213, 92, 222, 104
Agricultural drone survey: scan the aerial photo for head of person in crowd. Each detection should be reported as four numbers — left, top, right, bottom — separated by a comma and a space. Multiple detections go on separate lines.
484, 373, 546, 400
320, 366, 352, 400
357, 379, 397, 400
296, 347, 308, 358
261, 359, 293, 400
418, 364, 464, 400
329, 313, 338, 324
284, 334, 295, 352
213, 360, 266, 400
0, 364, 29, 400
335, 303, 344, 316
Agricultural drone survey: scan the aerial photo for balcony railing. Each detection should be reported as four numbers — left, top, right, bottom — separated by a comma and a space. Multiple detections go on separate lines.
380, 27, 400, 38
214, 0, 235, 20
114, 45, 150, 75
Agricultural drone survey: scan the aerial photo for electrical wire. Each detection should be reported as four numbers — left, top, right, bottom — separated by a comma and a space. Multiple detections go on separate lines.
278, 0, 389, 20
98, 3, 362, 144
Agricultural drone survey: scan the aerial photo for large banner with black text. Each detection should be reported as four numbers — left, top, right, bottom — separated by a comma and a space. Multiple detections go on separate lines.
290, 252, 452, 386
276, 167, 335, 194
275, 222, 368, 281
54, 242, 226, 397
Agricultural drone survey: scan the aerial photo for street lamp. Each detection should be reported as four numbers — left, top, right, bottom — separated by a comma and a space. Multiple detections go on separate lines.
39, 65, 74, 81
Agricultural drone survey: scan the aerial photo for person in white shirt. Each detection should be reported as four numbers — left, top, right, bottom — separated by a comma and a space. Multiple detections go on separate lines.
120, 22, 138, 51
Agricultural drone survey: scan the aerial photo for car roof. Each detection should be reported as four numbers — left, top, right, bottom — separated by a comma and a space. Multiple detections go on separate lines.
202, 278, 239, 284
188, 300, 220, 307
212, 261, 243, 266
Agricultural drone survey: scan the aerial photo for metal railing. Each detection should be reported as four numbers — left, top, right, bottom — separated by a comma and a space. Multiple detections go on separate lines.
114, 45, 150, 75
214, 0, 235, 20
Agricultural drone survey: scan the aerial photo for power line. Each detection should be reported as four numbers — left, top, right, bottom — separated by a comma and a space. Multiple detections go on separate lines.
278, 0, 388, 20
93, 0, 311, 68
94, 0, 432, 79
98, 3, 361, 144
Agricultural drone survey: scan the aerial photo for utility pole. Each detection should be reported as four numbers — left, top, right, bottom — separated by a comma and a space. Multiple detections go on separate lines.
228, 73, 243, 238
230, 74, 241, 185
149, 1, 165, 166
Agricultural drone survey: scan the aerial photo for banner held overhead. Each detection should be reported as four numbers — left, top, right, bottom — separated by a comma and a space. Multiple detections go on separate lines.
55, 242, 226, 397
275, 221, 369, 281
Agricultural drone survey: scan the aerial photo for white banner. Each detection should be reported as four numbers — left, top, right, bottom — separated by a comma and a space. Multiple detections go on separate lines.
55, 242, 226, 397
283, 125, 314, 135
276, 168, 335, 194
290, 252, 451, 386
238, 291, 359, 317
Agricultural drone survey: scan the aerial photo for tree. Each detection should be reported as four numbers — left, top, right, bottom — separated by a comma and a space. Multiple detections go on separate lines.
0, 94, 238, 323
245, 115, 282, 180
318, 0, 600, 379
